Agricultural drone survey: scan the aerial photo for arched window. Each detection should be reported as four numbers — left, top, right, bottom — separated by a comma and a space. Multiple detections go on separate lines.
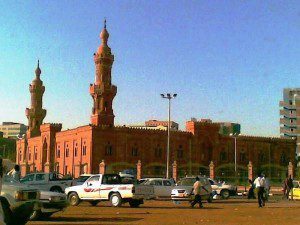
132, 144, 138, 157
280, 152, 287, 165
155, 145, 162, 158
220, 151, 227, 162
74, 143, 78, 157
177, 145, 183, 159
258, 152, 266, 163
82, 141, 87, 156
105, 142, 113, 156
65, 144, 70, 157
56, 145, 60, 158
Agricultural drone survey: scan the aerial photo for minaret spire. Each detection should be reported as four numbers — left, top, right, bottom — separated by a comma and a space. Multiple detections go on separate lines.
89, 21, 117, 127
26, 61, 47, 138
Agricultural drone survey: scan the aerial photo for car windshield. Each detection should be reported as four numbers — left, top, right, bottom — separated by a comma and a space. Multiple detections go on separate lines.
77, 176, 91, 183
176, 178, 195, 186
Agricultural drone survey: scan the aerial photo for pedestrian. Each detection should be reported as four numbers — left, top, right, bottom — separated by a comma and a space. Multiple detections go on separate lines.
190, 176, 204, 208
286, 175, 294, 200
247, 179, 255, 199
7, 164, 20, 181
254, 173, 265, 207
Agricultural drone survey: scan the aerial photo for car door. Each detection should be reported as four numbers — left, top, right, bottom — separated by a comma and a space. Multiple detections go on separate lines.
82, 175, 101, 199
200, 178, 210, 196
100, 174, 118, 199
153, 180, 164, 197
20, 174, 35, 185
162, 180, 173, 197
32, 173, 48, 191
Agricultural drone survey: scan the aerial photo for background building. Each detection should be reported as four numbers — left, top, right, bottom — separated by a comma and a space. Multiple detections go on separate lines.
280, 88, 300, 156
0, 122, 27, 139
145, 120, 179, 131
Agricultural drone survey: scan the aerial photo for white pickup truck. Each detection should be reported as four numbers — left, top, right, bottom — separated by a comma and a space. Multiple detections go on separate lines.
65, 174, 154, 207
20, 172, 73, 193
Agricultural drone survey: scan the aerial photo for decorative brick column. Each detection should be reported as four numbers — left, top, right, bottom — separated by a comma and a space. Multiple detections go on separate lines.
209, 161, 215, 180
74, 164, 81, 178
288, 161, 294, 179
99, 160, 106, 174
172, 161, 177, 181
20, 162, 30, 177
44, 162, 50, 173
248, 161, 253, 181
136, 160, 142, 180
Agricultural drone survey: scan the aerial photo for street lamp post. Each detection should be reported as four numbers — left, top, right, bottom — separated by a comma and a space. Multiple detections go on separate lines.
230, 133, 240, 173
161, 93, 177, 179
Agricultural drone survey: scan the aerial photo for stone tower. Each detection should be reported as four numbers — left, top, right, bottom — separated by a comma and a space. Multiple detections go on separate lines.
25, 60, 47, 138
90, 20, 117, 127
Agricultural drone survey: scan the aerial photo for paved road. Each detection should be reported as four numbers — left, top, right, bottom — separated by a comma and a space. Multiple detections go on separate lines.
28, 198, 300, 225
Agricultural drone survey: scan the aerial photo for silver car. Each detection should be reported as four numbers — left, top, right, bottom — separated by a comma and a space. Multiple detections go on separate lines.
208, 178, 237, 199
142, 178, 175, 198
171, 176, 212, 202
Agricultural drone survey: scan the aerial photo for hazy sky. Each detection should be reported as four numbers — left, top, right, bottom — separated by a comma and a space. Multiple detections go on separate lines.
1, 0, 300, 136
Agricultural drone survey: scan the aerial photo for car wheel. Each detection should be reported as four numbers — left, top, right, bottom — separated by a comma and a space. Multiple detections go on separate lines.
50, 186, 63, 193
29, 210, 42, 221
89, 201, 100, 206
129, 199, 141, 208
68, 192, 81, 206
110, 193, 122, 207
221, 189, 230, 199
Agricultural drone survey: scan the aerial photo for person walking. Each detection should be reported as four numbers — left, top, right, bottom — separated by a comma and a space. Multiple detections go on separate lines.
7, 164, 20, 181
190, 176, 203, 208
286, 175, 294, 200
254, 173, 265, 207
247, 179, 255, 199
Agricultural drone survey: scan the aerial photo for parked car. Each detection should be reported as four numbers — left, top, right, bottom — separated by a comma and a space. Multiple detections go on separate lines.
72, 174, 93, 186
20, 172, 73, 193
208, 178, 237, 199
65, 174, 155, 207
0, 175, 40, 225
29, 191, 68, 221
171, 176, 213, 203
141, 178, 175, 198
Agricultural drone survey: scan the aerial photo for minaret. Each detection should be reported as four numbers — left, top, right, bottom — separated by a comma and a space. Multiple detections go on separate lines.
25, 60, 47, 138
90, 19, 117, 127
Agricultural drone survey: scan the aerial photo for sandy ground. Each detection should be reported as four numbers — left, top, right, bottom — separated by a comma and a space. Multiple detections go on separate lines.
28, 198, 300, 225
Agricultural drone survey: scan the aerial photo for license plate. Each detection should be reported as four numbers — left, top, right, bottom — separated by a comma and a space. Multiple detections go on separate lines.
178, 193, 184, 197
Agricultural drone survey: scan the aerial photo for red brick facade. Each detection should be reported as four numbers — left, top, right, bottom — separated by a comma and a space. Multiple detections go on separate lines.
16, 22, 296, 179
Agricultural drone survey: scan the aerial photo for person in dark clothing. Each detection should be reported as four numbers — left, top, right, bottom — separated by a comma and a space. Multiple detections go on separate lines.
286, 175, 294, 200
248, 179, 255, 199
190, 177, 203, 208
254, 173, 265, 207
